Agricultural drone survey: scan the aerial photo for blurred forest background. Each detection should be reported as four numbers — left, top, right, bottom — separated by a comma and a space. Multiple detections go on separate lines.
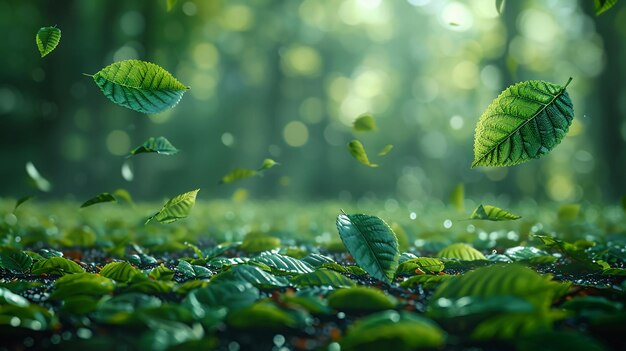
0, 0, 625, 206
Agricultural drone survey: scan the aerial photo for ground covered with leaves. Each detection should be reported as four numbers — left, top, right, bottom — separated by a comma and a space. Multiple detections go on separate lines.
1, 199, 625, 351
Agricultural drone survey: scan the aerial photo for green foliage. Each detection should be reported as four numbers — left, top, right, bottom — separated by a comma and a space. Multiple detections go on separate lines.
0, 248, 32, 273
227, 302, 297, 330
594, 0, 618, 15
25, 161, 51, 192
184, 281, 259, 313
328, 287, 397, 312
396, 257, 444, 275
129, 136, 179, 156
36, 26, 61, 57
348, 140, 378, 167
252, 252, 313, 274
50, 272, 115, 299
240, 233, 281, 253
80, 192, 117, 208
91, 60, 189, 114
146, 189, 199, 224
341, 311, 445, 351
31, 257, 85, 275
437, 243, 486, 261
290, 268, 356, 288
470, 204, 521, 221
99, 261, 140, 282
353, 113, 377, 132
472, 78, 574, 167
336, 213, 399, 283
13, 195, 33, 212
377, 144, 393, 156
212, 264, 289, 288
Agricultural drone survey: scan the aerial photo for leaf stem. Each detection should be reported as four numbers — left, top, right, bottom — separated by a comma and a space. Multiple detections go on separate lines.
563, 77, 573, 88
82, 73, 94, 77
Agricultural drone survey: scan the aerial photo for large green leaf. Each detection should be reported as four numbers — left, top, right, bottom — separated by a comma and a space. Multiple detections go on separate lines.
437, 243, 486, 261
348, 140, 378, 167
470, 204, 521, 221
146, 189, 199, 224
0, 248, 33, 273
99, 262, 140, 282
336, 213, 399, 283
183, 281, 259, 313
291, 268, 356, 288
472, 79, 574, 167
80, 192, 117, 208
252, 252, 313, 274
340, 311, 445, 351
595, 0, 618, 15
26, 161, 51, 192
129, 136, 179, 156
36, 26, 61, 57
91, 60, 189, 114
31, 257, 85, 275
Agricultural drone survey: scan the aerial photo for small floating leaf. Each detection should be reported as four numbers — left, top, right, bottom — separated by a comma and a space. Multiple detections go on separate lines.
348, 140, 378, 167
129, 136, 179, 156
146, 189, 199, 224
595, 0, 618, 15
472, 79, 574, 167
353, 114, 377, 132
336, 213, 399, 283
377, 144, 393, 156
91, 60, 189, 114
219, 168, 258, 184
36, 26, 61, 57
26, 162, 51, 192
259, 158, 280, 171
470, 204, 521, 221
80, 192, 117, 208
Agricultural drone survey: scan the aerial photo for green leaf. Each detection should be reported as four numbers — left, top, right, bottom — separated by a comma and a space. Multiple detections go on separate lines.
495, 0, 506, 15
470, 204, 521, 221
301, 253, 335, 267
212, 265, 290, 288
219, 168, 258, 184
348, 140, 378, 167
227, 302, 297, 330
340, 311, 445, 351
80, 192, 117, 208
14, 195, 34, 212
291, 268, 356, 288
377, 144, 393, 156
472, 78, 574, 167
150, 264, 175, 281
99, 262, 140, 282
557, 203, 581, 221
504, 246, 551, 262
252, 252, 313, 274
183, 281, 259, 313
437, 243, 486, 261
26, 161, 51, 192
91, 60, 189, 114
449, 183, 464, 212
353, 113, 377, 132
31, 257, 85, 275
320, 262, 367, 276
400, 274, 453, 289
146, 189, 199, 224
240, 233, 281, 253
328, 287, 397, 312
595, 0, 618, 15
259, 158, 280, 171
50, 273, 115, 300
396, 257, 444, 275
113, 188, 135, 206
36, 26, 61, 57
129, 136, 179, 156
336, 213, 399, 283
0, 248, 33, 273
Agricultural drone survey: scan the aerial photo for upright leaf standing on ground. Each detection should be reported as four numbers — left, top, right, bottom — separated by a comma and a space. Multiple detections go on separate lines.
336, 213, 399, 283
472, 78, 574, 168
90, 60, 189, 114
36, 26, 61, 57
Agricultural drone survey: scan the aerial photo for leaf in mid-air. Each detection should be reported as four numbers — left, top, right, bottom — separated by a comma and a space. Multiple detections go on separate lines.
470, 204, 521, 221
80, 192, 117, 208
129, 136, 179, 156
377, 144, 393, 156
146, 189, 199, 224
353, 114, 377, 132
594, 0, 618, 15
219, 168, 258, 184
36, 26, 61, 57
336, 213, 399, 283
348, 140, 378, 167
90, 60, 189, 114
258, 158, 280, 171
472, 78, 574, 167
26, 162, 51, 192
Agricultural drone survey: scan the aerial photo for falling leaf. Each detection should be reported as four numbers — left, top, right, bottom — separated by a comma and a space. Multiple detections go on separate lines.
348, 140, 378, 167
353, 114, 377, 132
378, 144, 393, 156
